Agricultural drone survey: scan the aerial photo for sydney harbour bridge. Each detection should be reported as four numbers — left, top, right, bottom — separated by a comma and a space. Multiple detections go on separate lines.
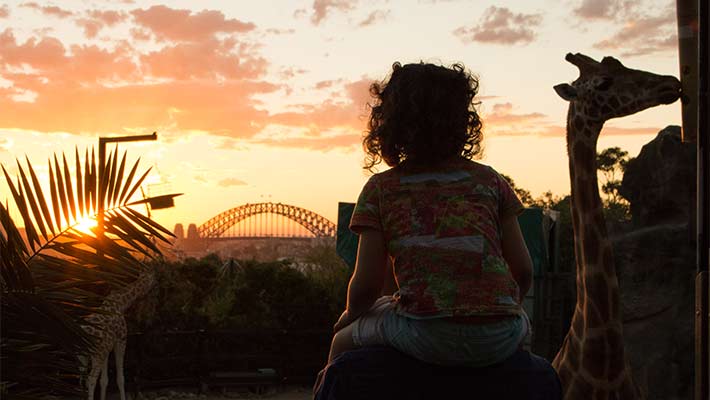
172, 202, 338, 259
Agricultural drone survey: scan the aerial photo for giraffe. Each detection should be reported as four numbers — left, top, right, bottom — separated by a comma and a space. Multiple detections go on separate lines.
551, 53, 680, 399
82, 266, 157, 400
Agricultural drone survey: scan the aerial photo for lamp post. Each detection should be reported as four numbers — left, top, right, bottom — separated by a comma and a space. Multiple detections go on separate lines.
96, 132, 158, 241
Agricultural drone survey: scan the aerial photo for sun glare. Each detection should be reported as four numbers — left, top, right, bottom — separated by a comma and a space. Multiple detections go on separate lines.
73, 216, 98, 234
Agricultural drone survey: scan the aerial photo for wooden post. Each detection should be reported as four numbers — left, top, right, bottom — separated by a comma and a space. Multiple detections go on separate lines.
694, 0, 710, 398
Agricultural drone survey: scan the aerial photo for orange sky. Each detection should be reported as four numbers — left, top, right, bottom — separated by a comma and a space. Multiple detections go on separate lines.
0, 0, 682, 231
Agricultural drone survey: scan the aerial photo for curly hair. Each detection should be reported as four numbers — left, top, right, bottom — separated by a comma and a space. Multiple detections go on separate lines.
363, 62, 483, 172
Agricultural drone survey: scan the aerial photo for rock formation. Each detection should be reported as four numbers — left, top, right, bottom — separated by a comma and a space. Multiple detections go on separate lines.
615, 125, 695, 400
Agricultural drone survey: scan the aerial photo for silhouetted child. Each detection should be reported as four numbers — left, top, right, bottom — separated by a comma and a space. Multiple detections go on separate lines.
327, 62, 533, 368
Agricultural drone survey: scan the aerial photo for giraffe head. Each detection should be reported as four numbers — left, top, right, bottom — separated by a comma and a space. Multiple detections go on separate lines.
553, 53, 680, 124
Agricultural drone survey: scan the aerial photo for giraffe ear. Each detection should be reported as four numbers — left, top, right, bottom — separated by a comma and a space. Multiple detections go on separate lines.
554, 83, 577, 101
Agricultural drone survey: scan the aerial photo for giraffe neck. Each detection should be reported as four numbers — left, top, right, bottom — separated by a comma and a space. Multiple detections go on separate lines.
557, 103, 639, 398
566, 103, 621, 326
109, 270, 155, 313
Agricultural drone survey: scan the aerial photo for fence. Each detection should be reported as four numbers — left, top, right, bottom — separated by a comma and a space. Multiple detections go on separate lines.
122, 329, 332, 393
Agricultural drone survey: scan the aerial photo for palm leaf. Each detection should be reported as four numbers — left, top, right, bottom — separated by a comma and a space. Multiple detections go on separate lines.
2, 167, 40, 250
16, 160, 48, 241
25, 156, 56, 235
112, 151, 127, 206
53, 155, 70, 226
1, 145, 177, 399
75, 148, 84, 217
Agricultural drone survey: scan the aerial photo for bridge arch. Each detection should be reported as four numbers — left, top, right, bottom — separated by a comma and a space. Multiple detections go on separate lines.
197, 202, 336, 238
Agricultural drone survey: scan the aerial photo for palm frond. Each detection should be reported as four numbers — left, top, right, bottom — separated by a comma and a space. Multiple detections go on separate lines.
1, 145, 177, 398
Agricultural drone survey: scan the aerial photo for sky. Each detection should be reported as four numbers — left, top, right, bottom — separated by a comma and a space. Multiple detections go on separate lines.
0, 0, 683, 233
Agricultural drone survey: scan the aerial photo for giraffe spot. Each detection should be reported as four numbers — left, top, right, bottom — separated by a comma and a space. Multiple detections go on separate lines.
620, 96, 631, 103
574, 116, 585, 131
582, 336, 607, 377
582, 225, 600, 265
610, 286, 620, 321
600, 104, 612, 115
573, 143, 594, 170
557, 368, 574, 391
585, 273, 610, 323
568, 376, 595, 399
606, 329, 626, 379
572, 313, 585, 336
602, 246, 615, 277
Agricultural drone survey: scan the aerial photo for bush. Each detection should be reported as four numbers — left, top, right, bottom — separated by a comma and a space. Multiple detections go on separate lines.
127, 246, 349, 333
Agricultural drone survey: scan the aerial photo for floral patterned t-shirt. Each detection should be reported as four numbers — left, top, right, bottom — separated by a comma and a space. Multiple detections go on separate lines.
350, 157, 525, 319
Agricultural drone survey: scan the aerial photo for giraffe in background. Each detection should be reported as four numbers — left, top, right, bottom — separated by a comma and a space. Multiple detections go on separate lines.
551, 53, 680, 399
82, 267, 157, 400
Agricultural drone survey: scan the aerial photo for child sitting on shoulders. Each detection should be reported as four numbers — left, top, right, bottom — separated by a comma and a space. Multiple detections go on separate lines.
327, 61, 534, 368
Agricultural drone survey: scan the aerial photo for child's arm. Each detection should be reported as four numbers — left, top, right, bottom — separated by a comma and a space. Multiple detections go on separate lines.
501, 214, 533, 303
333, 228, 388, 332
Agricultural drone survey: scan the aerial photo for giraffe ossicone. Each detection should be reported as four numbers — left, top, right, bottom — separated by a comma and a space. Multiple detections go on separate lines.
551, 52, 680, 400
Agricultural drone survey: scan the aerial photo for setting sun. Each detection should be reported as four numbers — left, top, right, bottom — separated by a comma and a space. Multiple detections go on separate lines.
72, 215, 97, 235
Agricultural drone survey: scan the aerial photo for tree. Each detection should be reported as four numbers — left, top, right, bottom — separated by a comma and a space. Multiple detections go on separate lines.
1, 148, 173, 398
596, 146, 633, 224
500, 173, 535, 207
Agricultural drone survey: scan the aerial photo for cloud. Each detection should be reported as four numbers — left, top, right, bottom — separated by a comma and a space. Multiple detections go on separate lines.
268, 77, 373, 135
77, 10, 127, 38
358, 10, 390, 27
479, 102, 663, 137
573, 0, 639, 20
215, 139, 247, 150
130, 28, 152, 41
593, 13, 676, 57
139, 39, 267, 80
484, 102, 546, 125
310, 0, 357, 25
20, 2, 73, 18
315, 79, 341, 89
279, 67, 308, 79
265, 28, 295, 35
570, 0, 676, 57
0, 26, 277, 136
89, 9, 125, 26
453, 6, 543, 45
254, 133, 361, 151
0, 137, 10, 152
218, 178, 248, 187
0, 5, 9, 18
131, 5, 255, 42
480, 102, 550, 136
0, 4, 373, 153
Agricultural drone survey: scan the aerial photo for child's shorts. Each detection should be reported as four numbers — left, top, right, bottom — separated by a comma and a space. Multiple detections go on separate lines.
351, 296, 530, 367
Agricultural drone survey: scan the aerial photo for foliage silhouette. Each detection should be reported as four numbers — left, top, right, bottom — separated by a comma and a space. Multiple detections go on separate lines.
1, 147, 173, 399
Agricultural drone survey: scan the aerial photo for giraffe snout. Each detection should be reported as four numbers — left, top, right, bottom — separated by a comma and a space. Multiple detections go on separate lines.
658, 78, 682, 104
